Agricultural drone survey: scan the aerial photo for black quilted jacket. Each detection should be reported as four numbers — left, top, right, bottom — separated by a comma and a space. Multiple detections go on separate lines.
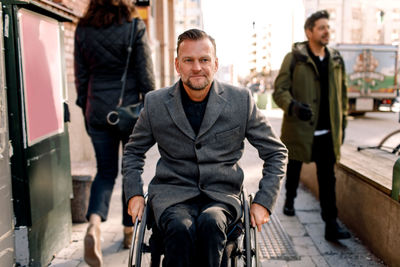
74, 18, 155, 128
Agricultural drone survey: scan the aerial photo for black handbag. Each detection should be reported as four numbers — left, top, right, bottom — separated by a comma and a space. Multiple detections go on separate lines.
106, 18, 143, 134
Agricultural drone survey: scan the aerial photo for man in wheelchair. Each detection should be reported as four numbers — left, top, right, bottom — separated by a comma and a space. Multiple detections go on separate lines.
122, 29, 288, 267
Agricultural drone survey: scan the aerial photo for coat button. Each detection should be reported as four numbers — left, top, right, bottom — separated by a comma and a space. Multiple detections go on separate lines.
309, 121, 314, 126
313, 99, 317, 103
195, 143, 202, 149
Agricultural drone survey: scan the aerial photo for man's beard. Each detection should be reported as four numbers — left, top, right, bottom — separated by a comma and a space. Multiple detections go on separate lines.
184, 77, 210, 91
319, 34, 329, 46
319, 40, 329, 46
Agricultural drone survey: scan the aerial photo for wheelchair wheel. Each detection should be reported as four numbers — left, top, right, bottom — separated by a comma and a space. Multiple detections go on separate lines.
135, 206, 148, 266
128, 195, 148, 267
249, 194, 260, 267
242, 192, 260, 267
128, 217, 139, 267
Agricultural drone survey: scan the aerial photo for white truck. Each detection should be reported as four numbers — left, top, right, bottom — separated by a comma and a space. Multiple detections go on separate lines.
334, 44, 399, 114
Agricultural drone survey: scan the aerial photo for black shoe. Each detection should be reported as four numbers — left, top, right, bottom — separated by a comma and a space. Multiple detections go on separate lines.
283, 199, 295, 216
325, 221, 351, 241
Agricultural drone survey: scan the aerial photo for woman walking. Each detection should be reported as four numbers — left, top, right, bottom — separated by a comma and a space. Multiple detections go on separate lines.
74, 0, 155, 265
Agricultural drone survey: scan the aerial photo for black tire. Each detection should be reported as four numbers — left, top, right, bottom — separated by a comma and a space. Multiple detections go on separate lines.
242, 192, 252, 267
250, 226, 260, 267
134, 206, 148, 266
128, 193, 148, 267
128, 218, 140, 267
349, 111, 366, 116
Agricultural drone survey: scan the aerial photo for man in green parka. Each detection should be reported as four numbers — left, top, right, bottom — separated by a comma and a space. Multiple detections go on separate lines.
273, 10, 350, 241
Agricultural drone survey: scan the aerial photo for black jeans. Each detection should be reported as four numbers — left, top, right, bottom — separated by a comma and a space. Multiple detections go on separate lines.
159, 195, 233, 267
285, 133, 338, 223
86, 124, 133, 226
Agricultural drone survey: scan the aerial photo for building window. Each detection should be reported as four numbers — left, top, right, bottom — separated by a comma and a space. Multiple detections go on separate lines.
393, 8, 400, 21
375, 29, 382, 42
352, 7, 361, 20
392, 29, 399, 42
376, 9, 385, 25
330, 29, 336, 41
351, 28, 362, 43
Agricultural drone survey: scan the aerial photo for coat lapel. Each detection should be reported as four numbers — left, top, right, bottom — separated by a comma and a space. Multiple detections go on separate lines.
165, 82, 196, 140
197, 81, 227, 139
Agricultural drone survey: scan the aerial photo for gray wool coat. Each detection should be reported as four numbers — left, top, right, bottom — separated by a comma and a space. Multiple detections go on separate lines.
122, 80, 288, 226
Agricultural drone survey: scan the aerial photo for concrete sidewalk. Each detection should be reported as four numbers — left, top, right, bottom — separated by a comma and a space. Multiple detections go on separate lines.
50, 110, 385, 267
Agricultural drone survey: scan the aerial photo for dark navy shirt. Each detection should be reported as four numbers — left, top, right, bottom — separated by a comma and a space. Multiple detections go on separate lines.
180, 80, 210, 135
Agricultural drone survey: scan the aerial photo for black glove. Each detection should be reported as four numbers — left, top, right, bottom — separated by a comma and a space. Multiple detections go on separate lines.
342, 130, 345, 144
290, 100, 313, 121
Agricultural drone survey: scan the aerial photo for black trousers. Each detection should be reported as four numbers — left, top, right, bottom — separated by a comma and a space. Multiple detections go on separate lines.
285, 133, 338, 223
158, 195, 233, 267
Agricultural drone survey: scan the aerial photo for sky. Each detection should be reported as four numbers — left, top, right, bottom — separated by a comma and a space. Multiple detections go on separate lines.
201, 0, 306, 77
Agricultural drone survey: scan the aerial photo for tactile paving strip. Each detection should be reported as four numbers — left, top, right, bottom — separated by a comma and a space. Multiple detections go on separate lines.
258, 214, 300, 261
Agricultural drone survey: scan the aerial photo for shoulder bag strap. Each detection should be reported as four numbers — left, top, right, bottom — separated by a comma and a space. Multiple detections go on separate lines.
116, 18, 138, 108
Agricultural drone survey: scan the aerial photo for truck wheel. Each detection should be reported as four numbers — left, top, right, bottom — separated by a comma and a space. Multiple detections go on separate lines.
349, 112, 366, 117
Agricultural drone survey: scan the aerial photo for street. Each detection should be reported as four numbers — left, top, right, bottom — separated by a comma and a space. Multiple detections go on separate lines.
345, 112, 400, 149
264, 109, 400, 147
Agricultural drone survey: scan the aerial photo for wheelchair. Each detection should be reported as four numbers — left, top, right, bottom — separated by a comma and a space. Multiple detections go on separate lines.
128, 190, 260, 267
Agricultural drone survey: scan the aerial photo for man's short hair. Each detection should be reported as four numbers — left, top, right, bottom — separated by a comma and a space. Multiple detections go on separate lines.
176, 29, 217, 56
304, 10, 329, 31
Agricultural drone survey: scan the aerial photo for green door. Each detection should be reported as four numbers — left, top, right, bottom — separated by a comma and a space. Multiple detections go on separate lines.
3, 2, 72, 266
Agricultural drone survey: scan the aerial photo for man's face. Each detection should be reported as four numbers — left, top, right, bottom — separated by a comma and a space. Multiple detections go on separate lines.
175, 38, 218, 91
306, 18, 330, 47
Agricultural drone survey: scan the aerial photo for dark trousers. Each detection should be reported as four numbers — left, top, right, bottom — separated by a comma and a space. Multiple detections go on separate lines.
159, 195, 233, 267
86, 124, 133, 226
285, 133, 338, 223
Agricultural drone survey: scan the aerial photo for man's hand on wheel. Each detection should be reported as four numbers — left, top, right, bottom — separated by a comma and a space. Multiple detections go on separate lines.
128, 195, 145, 223
250, 203, 270, 232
